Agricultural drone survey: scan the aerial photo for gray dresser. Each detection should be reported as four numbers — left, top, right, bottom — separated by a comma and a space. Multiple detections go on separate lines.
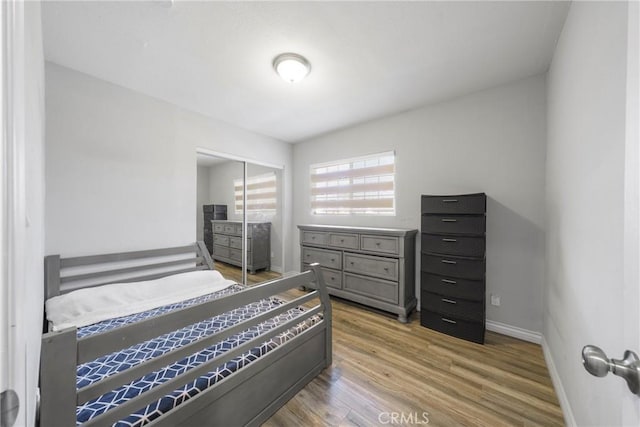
212, 221, 271, 273
298, 224, 417, 323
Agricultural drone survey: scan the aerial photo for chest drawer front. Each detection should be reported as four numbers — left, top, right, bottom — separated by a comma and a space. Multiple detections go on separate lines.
213, 245, 230, 258
421, 233, 485, 257
213, 223, 225, 233
229, 248, 242, 262
302, 247, 342, 270
303, 264, 342, 289
223, 224, 236, 234
421, 272, 484, 301
421, 215, 485, 236
344, 253, 398, 281
301, 231, 329, 246
421, 194, 486, 214
228, 236, 251, 251
329, 233, 359, 250
421, 291, 484, 322
344, 273, 398, 304
360, 235, 400, 255
420, 310, 485, 344
213, 234, 229, 247
421, 253, 485, 280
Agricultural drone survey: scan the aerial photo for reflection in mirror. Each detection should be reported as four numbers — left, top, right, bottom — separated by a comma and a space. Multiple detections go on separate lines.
245, 162, 284, 286
196, 153, 246, 283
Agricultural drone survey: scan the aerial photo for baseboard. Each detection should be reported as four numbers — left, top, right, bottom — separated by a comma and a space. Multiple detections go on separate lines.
541, 336, 577, 426
485, 320, 542, 344
270, 265, 283, 274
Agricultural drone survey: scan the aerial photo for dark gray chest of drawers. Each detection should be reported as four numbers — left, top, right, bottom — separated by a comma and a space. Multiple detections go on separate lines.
420, 193, 486, 344
298, 224, 417, 323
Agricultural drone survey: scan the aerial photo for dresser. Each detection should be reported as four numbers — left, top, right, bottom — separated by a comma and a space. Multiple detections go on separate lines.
203, 204, 227, 255
420, 193, 486, 344
211, 221, 271, 273
298, 224, 417, 323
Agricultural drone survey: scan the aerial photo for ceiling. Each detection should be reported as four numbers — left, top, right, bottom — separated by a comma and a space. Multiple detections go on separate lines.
42, 1, 570, 143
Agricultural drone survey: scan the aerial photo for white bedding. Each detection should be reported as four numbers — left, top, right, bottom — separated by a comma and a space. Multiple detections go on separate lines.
46, 270, 236, 331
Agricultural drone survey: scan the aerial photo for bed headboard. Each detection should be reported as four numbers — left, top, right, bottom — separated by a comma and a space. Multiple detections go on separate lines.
44, 241, 214, 300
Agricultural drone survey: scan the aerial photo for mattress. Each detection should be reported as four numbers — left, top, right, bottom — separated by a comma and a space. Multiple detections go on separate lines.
75, 284, 320, 426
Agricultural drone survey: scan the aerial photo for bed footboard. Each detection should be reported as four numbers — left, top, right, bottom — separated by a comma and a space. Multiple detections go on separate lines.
39, 246, 331, 427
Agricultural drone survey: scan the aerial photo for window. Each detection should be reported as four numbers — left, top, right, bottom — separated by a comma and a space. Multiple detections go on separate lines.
310, 151, 395, 215
234, 172, 277, 214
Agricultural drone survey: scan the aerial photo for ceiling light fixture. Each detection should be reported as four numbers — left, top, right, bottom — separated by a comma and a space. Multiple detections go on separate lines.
273, 53, 311, 83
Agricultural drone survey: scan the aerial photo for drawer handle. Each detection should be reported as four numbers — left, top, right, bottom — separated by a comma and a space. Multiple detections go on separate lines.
340, 239, 344, 243
441, 218, 457, 222
331, 258, 335, 262
350, 261, 354, 265
311, 236, 316, 239
376, 242, 381, 246
306, 254, 311, 257
441, 318, 457, 324
441, 259, 457, 265
442, 199, 458, 203
442, 298, 457, 304
384, 267, 389, 271
441, 279, 457, 284
442, 238, 457, 242
330, 277, 335, 281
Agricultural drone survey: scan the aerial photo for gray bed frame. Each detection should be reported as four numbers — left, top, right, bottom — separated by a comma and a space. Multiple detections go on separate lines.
39, 242, 332, 427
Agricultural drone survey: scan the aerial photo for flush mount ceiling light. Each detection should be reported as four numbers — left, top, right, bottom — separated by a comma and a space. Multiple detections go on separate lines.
273, 53, 311, 83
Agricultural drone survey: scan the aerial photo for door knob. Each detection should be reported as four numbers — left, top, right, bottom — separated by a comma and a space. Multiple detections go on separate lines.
582, 345, 640, 395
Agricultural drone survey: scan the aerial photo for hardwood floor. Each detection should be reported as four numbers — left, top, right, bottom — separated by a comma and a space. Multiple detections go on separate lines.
213, 261, 282, 285
210, 263, 563, 426
265, 297, 564, 427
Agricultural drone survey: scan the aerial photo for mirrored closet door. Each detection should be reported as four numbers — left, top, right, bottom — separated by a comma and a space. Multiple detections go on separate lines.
196, 151, 283, 286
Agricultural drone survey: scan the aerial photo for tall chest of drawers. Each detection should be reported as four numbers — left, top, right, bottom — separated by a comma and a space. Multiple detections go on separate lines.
211, 221, 271, 273
420, 193, 486, 344
298, 224, 417, 323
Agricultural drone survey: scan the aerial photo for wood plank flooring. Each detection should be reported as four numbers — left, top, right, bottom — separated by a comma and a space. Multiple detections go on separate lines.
265, 298, 564, 427
211, 263, 564, 426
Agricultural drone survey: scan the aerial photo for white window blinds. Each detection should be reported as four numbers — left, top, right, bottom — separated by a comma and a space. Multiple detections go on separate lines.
310, 151, 395, 215
234, 172, 277, 214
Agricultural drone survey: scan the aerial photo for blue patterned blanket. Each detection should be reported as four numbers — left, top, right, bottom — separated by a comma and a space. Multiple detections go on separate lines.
76, 284, 319, 426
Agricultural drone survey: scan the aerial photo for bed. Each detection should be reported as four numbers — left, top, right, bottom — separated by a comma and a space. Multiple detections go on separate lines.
39, 242, 332, 427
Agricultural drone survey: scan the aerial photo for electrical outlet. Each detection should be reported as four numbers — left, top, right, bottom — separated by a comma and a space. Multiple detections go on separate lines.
490, 294, 501, 306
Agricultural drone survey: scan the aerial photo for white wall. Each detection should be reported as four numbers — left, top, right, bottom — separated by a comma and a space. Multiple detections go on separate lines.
45, 63, 293, 272
195, 166, 210, 241
293, 74, 547, 334
545, 2, 631, 425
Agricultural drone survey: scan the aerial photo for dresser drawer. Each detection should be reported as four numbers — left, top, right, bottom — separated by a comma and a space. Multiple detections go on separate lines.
344, 253, 398, 281
301, 231, 329, 246
329, 233, 359, 250
213, 222, 225, 233
421, 233, 485, 257
228, 236, 251, 251
420, 310, 485, 344
213, 245, 230, 258
361, 235, 399, 255
302, 247, 342, 270
222, 223, 236, 234
421, 272, 484, 301
421, 215, 485, 236
229, 248, 241, 262
421, 194, 486, 215
421, 253, 485, 280
344, 273, 398, 304
213, 234, 230, 247
421, 292, 484, 322
303, 264, 342, 289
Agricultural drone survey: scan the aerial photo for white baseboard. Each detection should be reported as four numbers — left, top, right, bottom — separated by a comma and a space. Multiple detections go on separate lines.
270, 265, 283, 274
485, 320, 542, 344
541, 336, 576, 427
